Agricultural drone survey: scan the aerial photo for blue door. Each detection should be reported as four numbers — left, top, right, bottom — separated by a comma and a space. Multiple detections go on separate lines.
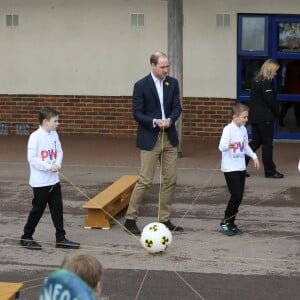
237, 14, 300, 140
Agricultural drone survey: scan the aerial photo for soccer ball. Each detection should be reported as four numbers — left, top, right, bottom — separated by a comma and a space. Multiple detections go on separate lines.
140, 222, 172, 253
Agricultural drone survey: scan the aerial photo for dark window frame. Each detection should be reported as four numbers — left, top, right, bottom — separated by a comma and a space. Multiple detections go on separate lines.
237, 13, 300, 140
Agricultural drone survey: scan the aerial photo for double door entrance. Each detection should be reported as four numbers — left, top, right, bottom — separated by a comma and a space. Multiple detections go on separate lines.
237, 14, 300, 140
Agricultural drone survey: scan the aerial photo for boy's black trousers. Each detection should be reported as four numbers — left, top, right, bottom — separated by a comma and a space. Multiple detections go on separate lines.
223, 170, 246, 224
22, 182, 66, 241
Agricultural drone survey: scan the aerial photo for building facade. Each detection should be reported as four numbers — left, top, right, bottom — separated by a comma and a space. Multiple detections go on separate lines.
0, 0, 299, 139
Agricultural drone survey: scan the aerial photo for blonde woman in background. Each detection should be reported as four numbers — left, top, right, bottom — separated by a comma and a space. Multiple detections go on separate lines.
245, 59, 284, 179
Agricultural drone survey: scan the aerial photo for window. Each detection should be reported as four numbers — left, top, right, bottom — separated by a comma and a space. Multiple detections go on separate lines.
238, 15, 268, 55
6, 14, 19, 27
277, 22, 300, 53
131, 13, 144, 27
240, 59, 264, 93
216, 13, 230, 27
273, 17, 300, 57
237, 14, 300, 139
277, 59, 300, 95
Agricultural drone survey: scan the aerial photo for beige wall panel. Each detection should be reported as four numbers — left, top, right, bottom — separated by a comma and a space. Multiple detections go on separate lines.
183, 0, 300, 98
0, 0, 299, 97
0, 0, 167, 95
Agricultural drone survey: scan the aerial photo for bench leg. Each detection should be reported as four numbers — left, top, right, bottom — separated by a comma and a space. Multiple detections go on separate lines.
84, 209, 111, 229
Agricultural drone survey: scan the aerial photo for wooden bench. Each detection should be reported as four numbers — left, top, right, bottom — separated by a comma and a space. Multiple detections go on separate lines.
82, 175, 139, 229
0, 282, 23, 300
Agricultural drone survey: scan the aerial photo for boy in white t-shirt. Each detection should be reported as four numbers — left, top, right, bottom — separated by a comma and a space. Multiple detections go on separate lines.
219, 104, 260, 236
20, 107, 80, 250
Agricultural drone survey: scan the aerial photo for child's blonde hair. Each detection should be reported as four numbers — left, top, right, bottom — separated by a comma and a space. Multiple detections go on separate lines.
61, 252, 103, 290
231, 103, 249, 117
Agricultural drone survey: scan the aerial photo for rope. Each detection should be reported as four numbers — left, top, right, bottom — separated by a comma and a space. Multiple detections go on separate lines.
173, 159, 221, 229
174, 271, 206, 299
58, 171, 140, 242
2, 139, 298, 298
157, 127, 165, 223
222, 182, 295, 226
134, 270, 149, 300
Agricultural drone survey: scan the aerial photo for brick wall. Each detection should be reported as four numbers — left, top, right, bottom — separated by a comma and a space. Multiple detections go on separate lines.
183, 97, 235, 138
0, 94, 235, 138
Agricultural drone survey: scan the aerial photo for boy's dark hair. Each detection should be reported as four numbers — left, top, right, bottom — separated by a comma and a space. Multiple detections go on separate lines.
231, 103, 249, 116
39, 107, 59, 125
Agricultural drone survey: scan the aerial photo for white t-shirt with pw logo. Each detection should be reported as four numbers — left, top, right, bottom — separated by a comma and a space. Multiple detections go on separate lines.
27, 126, 63, 187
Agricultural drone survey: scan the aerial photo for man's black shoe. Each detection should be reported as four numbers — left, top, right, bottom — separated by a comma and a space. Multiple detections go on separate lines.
124, 219, 141, 235
20, 238, 42, 250
265, 171, 284, 179
55, 238, 80, 249
162, 220, 184, 232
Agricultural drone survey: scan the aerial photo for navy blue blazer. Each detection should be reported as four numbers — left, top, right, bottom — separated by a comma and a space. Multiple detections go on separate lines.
133, 73, 182, 150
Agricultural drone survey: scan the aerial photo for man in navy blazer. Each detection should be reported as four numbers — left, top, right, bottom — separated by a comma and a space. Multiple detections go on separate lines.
124, 51, 183, 235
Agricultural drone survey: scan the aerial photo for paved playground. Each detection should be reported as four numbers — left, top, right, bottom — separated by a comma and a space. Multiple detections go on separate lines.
0, 135, 299, 299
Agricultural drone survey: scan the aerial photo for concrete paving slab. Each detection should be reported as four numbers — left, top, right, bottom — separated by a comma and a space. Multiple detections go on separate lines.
0, 135, 299, 299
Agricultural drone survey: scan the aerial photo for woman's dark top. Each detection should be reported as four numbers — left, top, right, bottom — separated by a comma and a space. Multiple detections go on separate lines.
249, 79, 280, 123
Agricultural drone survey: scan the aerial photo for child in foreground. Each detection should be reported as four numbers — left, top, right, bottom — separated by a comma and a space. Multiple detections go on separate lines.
39, 253, 103, 299
61, 252, 103, 296
20, 107, 80, 250
219, 103, 260, 236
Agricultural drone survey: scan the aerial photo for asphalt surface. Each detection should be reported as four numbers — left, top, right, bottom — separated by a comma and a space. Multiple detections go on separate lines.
0, 135, 299, 300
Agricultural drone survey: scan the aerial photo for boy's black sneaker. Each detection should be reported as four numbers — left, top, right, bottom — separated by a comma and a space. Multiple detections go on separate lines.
55, 238, 80, 249
231, 224, 243, 235
20, 238, 42, 250
219, 222, 236, 236
124, 219, 141, 235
